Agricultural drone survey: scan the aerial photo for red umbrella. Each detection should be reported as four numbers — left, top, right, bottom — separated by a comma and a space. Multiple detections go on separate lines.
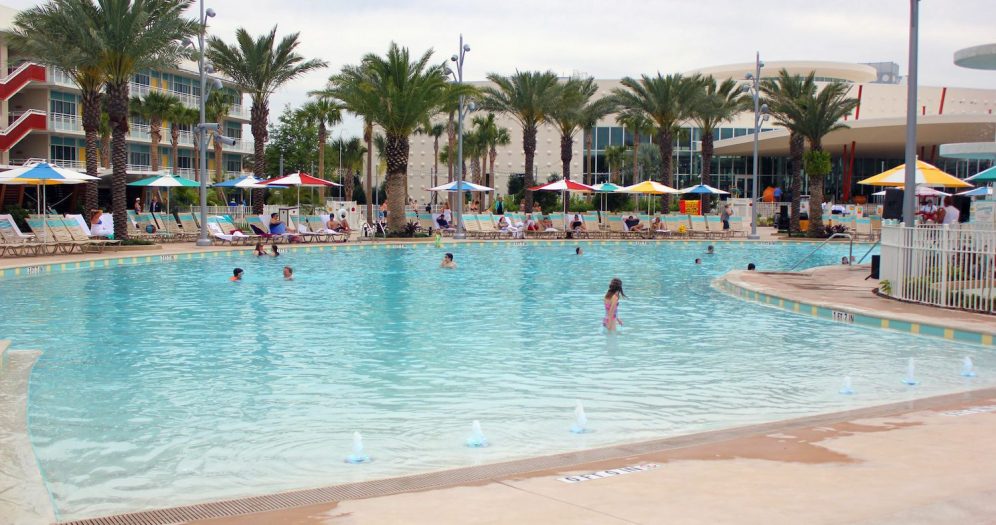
263, 172, 341, 207
528, 179, 595, 214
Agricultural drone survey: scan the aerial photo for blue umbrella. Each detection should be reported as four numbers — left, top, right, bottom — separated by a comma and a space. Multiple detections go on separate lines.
428, 180, 494, 192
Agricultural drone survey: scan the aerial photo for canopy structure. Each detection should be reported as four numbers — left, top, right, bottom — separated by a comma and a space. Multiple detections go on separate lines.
871, 185, 950, 197
128, 174, 200, 213
0, 162, 99, 214
528, 179, 595, 193
621, 180, 680, 194
858, 160, 973, 188
966, 165, 996, 183
428, 180, 494, 192
263, 172, 340, 207
680, 184, 729, 195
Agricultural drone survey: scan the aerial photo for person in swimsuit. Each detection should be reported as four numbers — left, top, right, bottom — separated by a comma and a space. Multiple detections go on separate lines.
603, 278, 625, 333
230, 268, 244, 282
271, 245, 280, 257
441, 252, 457, 269
283, 266, 294, 280
570, 214, 585, 232
253, 242, 267, 257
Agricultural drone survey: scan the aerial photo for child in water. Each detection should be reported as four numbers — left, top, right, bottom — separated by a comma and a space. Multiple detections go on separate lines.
603, 278, 625, 333
440, 252, 457, 269
230, 268, 244, 282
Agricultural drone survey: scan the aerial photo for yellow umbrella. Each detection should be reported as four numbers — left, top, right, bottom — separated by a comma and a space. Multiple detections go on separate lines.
857, 160, 972, 188
620, 180, 680, 194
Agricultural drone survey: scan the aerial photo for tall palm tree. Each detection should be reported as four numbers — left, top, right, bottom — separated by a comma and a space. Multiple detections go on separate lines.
324, 43, 448, 233
470, 112, 509, 208
130, 90, 181, 173
10, 0, 105, 213
99, 109, 112, 169
795, 81, 859, 236
604, 144, 627, 185
330, 137, 366, 201
688, 76, 742, 213
168, 104, 199, 177
427, 122, 445, 191
208, 26, 327, 213
612, 73, 701, 208
481, 70, 559, 212
547, 76, 615, 186
615, 110, 654, 184
205, 90, 232, 183
761, 70, 816, 235
298, 96, 342, 199
77, 0, 197, 239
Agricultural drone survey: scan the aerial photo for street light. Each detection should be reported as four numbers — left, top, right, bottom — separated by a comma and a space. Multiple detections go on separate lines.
447, 34, 471, 240
741, 52, 768, 240
186, 0, 238, 247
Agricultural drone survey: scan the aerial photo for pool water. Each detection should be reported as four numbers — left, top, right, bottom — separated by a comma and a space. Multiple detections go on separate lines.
2, 241, 992, 519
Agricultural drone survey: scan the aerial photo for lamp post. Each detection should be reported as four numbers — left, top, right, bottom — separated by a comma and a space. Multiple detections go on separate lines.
902, 0, 919, 226
741, 52, 769, 240
448, 34, 472, 240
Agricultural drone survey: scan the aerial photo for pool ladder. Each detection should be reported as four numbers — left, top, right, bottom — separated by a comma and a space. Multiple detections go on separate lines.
788, 233, 853, 271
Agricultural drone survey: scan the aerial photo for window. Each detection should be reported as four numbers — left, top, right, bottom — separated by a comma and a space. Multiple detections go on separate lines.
225, 123, 242, 139
50, 136, 78, 162
720, 128, 734, 140
177, 151, 193, 170
224, 154, 241, 173
129, 144, 150, 168
609, 127, 623, 146
133, 70, 150, 86
50, 92, 77, 116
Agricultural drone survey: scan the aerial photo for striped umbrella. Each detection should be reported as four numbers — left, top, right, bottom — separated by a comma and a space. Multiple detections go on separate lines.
0, 162, 98, 214
128, 174, 200, 214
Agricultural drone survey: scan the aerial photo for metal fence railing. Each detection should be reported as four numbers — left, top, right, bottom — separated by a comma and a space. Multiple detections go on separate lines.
880, 223, 996, 313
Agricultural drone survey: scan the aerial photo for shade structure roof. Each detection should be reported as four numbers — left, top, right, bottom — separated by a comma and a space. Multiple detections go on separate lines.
871, 185, 950, 197
428, 180, 494, 192
528, 179, 595, 192
680, 184, 729, 195
0, 162, 99, 185
620, 180, 680, 194
966, 165, 996, 183
127, 174, 200, 187
264, 172, 341, 187
857, 160, 972, 188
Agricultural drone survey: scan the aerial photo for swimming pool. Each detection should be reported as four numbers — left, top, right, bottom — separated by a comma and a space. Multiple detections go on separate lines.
3, 241, 992, 520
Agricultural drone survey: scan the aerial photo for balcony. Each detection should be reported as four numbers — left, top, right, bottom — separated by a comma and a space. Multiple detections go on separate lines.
1, 110, 47, 151
1, 62, 47, 101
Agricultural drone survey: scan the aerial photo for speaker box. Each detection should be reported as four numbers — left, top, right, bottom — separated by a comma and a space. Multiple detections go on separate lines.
870, 255, 880, 280
953, 196, 971, 223
883, 188, 904, 220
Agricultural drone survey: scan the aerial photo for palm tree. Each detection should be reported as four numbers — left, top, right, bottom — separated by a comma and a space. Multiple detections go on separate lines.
547, 76, 615, 187
470, 113, 510, 208
99, 110, 112, 169
615, 110, 654, 184
169, 105, 200, 179
130, 90, 181, 174
761, 70, 816, 235
427, 122, 445, 191
604, 145, 627, 185
481, 70, 559, 212
612, 73, 701, 208
298, 96, 342, 199
205, 90, 232, 183
76, 0, 197, 239
795, 81, 859, 236
10, 1, 105, 213
324, 43, 448, 233
330, 137, 366, 201
208, 26, 327, 214
688, 76, 742, 213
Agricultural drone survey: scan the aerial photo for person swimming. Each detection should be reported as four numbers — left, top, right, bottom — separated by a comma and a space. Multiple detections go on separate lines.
230, 268, 244, 282
440, 252, 457, 269
254, 242, 267, 257
576, 247, 583, 255
271, 244, 280, 257
283, 266, 294, 280
603, 278, 625, 333
707, 245, 714, 254
747, 263, 756, 271
695, 258, 702, 264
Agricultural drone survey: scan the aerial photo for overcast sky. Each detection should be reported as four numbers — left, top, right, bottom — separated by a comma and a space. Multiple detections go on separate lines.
6, 0, 995, 136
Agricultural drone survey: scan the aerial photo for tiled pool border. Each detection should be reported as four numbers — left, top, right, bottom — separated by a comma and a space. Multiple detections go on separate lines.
715, 275, 996, 348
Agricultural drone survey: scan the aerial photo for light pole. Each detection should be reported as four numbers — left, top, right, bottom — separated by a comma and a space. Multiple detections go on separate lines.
902, 0, 920, 226
448, 34, 472, 240
741, 52, 769, 240
187, 0, 238, 246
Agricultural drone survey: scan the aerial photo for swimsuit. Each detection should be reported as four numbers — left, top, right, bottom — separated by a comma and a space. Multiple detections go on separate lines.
603, 299, 622, 327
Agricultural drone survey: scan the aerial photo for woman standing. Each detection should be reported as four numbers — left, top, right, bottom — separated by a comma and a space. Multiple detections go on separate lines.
603, 278, 626, 333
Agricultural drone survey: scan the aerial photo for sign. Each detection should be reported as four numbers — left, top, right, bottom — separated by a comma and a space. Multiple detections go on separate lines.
679, 200, 700, 215
557, 463, 660, 484
831, 310, 854, 324
25, 265, 43, 275
159, 255, 178, 261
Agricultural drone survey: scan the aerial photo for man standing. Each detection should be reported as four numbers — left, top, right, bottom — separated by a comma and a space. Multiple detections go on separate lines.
937, 196, 961, 225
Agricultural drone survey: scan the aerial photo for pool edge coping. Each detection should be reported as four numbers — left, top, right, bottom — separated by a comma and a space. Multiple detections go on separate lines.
715, 271, 996, 346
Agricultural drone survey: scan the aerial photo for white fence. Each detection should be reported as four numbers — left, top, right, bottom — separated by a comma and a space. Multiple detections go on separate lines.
880, 223, 996, 314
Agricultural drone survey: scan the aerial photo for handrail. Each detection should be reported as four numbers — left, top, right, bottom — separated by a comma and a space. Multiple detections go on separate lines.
1, 62, 36, 82
2, 109, 46, 134
789, 233, 852, 271
857, 240, 880, 264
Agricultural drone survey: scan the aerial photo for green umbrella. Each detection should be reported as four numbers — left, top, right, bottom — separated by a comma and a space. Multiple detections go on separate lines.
127, 174, 200, 213
966, 165, 996, 183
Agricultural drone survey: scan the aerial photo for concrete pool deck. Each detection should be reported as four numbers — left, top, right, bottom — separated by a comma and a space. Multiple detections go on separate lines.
177, 388, 996, 525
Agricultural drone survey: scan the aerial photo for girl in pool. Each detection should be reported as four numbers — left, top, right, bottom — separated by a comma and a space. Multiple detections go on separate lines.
271, 244, 280, 257
603, 278, 625, 333
253, 242, 267, 257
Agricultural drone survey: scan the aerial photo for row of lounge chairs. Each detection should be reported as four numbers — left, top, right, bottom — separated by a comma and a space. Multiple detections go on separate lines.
409, 211, 749, 240
208, 215, 349, 245
823, 214, 882, 241
0, 214, 120, 256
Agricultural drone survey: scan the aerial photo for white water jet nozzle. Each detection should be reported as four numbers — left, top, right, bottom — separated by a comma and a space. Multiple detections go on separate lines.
839, 376, 855, 395
345, 431, 370, 463
903, 357, 919, 386
961, 356, 977, 378
466, 420, 488, 448
571, 400, 588, 433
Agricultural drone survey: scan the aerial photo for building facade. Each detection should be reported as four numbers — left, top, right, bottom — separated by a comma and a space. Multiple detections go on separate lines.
0, 4, 252, 210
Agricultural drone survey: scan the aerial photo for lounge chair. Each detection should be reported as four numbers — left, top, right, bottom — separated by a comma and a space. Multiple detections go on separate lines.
60, 217, 120, 252
0, 216, 52, 256
246, 215, 295, 243
688, 215, 710, 238
728, 216, 748, 238
206, 217, 254, 245
664, 215, 689, 238
607, 216, 640, 239
705, 216, 732, 239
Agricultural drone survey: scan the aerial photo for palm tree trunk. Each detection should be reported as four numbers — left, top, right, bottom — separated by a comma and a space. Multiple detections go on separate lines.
446, 114, 455, 212
317, 122, 327, 201
489, 147, 497, 210
632, 141, 640, 184
364, 119, 373, 225
384, 133, 409, 233
701, 132, 714, 214
807, 142, 826, 237
170, 126, 179, 176
658, 128, 674, 210
81, 91, 101, 214
582, 129, 590, 184
214, 113, 224, 184
250, 100, 269, 214
523, 125, 537, 212
150, 119, 162, 172
789, 132, 804, 234
107, 82, 130, 240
